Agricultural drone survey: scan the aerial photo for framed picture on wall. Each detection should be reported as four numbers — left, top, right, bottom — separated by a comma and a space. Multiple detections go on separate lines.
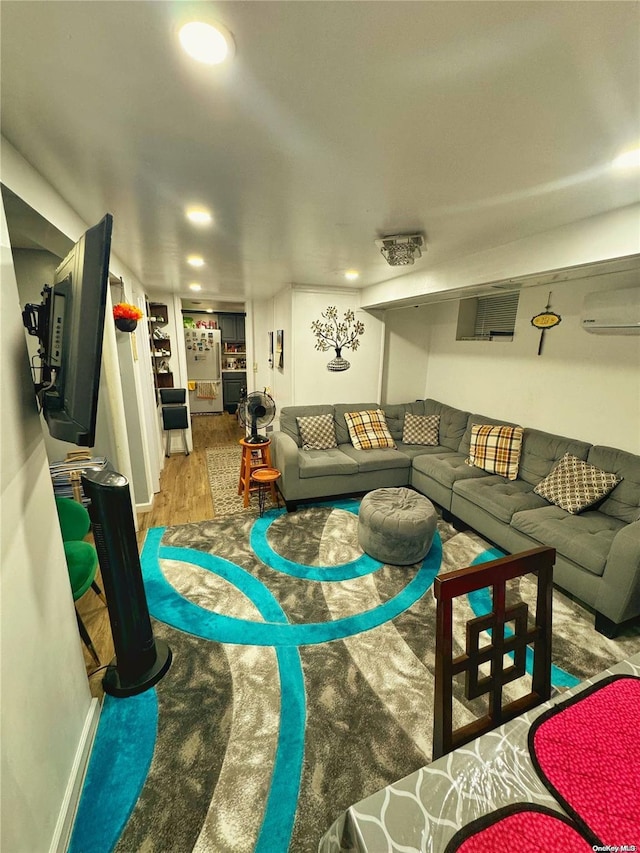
268, 331, 274, 368
276, 329, 284, 369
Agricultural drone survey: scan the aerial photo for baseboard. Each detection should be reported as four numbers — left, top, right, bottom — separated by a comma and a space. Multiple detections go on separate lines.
50, 697, 101, 853
136, 497, 154, 513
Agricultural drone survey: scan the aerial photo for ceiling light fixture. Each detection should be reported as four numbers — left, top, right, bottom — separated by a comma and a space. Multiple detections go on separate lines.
189, 283, 202, 292
179, 21, 234, 65
375, 234, 425, 266
186, 207, 213, 225
187, 255, 204, 267
612, 147, 640, 170
345, 270, 359, 281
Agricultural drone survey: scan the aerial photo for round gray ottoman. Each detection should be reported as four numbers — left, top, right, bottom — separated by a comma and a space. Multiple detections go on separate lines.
358, 487, 437, 565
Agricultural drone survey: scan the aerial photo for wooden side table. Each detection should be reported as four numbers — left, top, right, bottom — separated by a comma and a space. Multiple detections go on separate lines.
238, 438, 273, 508
251, 467, 281, 516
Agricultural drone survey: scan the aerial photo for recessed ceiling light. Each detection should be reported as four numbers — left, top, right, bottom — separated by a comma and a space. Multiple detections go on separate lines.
179, 21, 234, 65
187, 255, 205, 267
186, 207, 213, 225
612, 147, 640, 170
206, 309, 214, 314
189, 283, 202, 292
345, 270, 360, 281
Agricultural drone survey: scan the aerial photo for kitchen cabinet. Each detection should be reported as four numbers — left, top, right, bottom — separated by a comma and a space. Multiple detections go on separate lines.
219, 313, 246, 343
222, 372, 246, 414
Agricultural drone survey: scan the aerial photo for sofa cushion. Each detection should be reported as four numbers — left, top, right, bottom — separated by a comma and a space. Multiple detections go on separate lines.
511, 506, 626, 576
587, 446, 640, 524
383, 401, 427, 440
402, 413, 440, 446
458, 413, 520, 457
412, 451, 494, 490
533, 453, 621, 514
297, 413, 337, 450
339, 444, 411, 473
396, 442, 449, 460
466, 424, 524, 480
517, 429, 592, 487
334, 403, 380, 445
424, 400, 470, 451
453, 476, 548, 522
344, 409, 396, 450
298, 447, 358, 479
280, 405, 334, 447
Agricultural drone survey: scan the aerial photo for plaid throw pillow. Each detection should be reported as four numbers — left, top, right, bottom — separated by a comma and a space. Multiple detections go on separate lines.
344, 409, 396, 450
534, 453, 621, 514
402, 413, 440, 446
466, 423, 523, 480
296, 414, 337, 450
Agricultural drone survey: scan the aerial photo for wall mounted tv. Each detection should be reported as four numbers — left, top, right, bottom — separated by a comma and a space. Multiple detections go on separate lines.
22, 214, 113, 446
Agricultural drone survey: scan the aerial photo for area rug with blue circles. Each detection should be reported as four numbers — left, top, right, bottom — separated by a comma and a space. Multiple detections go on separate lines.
69, 498, 640, 853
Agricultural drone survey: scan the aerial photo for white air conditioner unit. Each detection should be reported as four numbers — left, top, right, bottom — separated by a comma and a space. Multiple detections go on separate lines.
581, 286, 640, 335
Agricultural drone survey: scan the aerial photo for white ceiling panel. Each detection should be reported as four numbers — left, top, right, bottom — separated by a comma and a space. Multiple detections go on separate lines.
2, 1, 639, 302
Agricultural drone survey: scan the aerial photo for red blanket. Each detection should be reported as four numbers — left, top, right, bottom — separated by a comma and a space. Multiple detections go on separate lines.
529, 675, 640, 847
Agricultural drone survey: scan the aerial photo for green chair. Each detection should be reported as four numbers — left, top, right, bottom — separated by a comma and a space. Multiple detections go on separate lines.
55, 497, 105, 665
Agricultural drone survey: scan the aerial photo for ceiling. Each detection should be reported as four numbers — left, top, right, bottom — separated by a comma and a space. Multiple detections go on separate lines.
2, 1, 639, 306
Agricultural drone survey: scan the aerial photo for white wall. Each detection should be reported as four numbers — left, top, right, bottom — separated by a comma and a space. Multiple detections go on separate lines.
1, 202, 98, 853
291, 288, 384, 406
251, 297, 274, 394
381, 304, 431, 404
415, 272, 640, 453
272, 286, 294, 410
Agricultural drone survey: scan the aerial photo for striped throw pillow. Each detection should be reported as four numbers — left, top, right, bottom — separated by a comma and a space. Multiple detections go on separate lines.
344, 409, 396, 450
534, 453, 621, 514
402, 413, 440, 446
296, 414, 337, 450
466, 423, 523, 480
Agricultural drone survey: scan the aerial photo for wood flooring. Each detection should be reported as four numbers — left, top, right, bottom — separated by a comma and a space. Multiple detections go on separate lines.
77, 412, 244, 697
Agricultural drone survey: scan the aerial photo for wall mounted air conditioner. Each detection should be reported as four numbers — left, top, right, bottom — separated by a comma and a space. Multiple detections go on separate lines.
581, 286, 640, 335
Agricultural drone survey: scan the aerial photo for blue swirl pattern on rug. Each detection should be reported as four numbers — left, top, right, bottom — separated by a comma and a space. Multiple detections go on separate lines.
68, 689, 158, 853
138, 512, 442, 852
141, 527, 442, 645
250, 502, 383, 580
143, 525, 306, 852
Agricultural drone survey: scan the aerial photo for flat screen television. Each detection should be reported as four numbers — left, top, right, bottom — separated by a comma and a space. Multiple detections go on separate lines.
22, 214, 113, 446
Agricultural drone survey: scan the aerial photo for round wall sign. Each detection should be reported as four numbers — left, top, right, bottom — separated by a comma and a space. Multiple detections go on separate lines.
531, 311, 561, 329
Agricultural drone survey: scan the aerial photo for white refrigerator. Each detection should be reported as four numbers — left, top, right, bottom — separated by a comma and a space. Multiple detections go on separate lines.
185, 327, 224, 413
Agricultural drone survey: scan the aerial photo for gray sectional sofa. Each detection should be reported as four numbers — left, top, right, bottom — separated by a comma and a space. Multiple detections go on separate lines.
270, 399, 640, 637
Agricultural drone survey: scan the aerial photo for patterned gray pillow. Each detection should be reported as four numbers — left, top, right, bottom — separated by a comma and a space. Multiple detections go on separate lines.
533, 453, 622, 514
296, 414, 338, 450
402, 413, 440, 446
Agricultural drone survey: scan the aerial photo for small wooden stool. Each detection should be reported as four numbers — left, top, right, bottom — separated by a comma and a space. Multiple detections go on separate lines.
251, 467, 281, 515
238, 438, 272, 508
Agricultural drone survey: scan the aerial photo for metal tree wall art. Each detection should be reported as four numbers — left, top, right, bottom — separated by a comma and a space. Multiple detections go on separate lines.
311, 306, 365, 372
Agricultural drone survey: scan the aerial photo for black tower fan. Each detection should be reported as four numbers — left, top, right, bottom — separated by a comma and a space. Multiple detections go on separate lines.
82, 469, 172, 697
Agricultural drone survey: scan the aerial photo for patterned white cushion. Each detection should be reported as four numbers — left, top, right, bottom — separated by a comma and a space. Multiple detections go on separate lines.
402, 413, 440, 446
466, 423, 523, 480
296, 414, 337, 450
534, 453, 622, 514
344, 409, 396, 450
